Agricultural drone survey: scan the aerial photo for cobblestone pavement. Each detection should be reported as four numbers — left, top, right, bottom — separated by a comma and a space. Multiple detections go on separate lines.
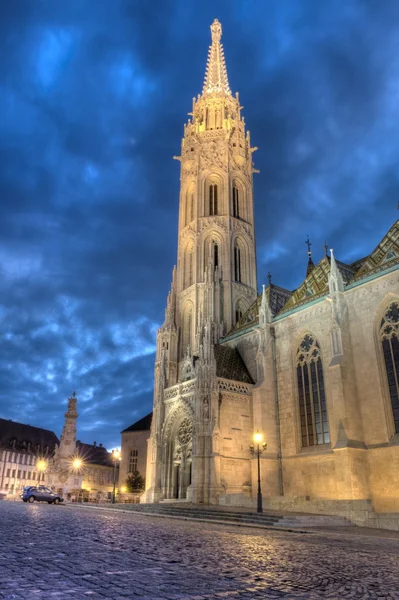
1, 503, 399, 600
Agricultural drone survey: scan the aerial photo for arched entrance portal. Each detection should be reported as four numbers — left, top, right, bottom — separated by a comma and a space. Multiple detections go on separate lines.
163, 416, 193, 500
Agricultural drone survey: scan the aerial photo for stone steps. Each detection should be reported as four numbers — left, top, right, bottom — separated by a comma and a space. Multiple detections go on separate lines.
111, 502, 351, 528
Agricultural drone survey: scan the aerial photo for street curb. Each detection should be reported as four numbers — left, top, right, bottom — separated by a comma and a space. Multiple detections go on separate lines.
65, 503, 314, 535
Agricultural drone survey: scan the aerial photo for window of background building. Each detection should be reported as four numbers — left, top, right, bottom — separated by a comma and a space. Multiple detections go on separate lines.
128, 449, 138, 473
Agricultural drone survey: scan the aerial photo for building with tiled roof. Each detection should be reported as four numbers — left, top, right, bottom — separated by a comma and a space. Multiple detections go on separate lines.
0, 419, 59, 493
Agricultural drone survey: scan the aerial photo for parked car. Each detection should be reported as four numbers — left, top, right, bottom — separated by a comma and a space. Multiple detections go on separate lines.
21, 486, 64, 504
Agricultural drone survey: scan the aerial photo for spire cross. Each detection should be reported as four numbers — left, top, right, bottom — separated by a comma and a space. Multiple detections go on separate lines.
267, 272, 272, 285
324, 241, 328, 257
305, 235, 312, 256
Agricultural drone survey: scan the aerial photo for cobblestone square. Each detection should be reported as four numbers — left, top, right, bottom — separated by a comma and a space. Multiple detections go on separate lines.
0, 503, 399, 599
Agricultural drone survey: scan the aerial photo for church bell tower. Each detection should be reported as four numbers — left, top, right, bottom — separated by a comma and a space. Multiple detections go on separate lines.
156, 18, 258, 389
146, 20, 258, 503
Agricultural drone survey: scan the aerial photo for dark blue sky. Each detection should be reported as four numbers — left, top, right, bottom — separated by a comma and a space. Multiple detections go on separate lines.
1, 0, 398, 451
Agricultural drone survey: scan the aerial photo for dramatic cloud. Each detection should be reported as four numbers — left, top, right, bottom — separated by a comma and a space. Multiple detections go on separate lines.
1, 0, 398, 449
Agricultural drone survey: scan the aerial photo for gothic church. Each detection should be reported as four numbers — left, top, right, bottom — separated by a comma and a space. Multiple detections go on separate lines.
145, 19, 399, 521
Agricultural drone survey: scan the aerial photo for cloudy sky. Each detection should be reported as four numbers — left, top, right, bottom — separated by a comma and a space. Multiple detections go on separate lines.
1, 0, 398, 451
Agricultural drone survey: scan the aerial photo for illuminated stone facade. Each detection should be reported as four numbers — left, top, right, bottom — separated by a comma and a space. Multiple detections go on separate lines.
145, 19, 399, 520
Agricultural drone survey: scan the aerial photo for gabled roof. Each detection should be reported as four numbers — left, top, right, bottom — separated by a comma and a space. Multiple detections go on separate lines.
352, 219, 399, 281
214, 345, 254, 384
0, 418, 59, 454
121, 412, 152, 434
278, 256, 354, 315
280, 220, 399, 315
222, 220, 399, 336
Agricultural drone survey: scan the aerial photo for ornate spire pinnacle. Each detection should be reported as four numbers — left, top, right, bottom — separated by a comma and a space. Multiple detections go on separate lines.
305, 235, 315, 277
259, 284, 272, 325
202, 19, 231, 96
328, 249, 345, 293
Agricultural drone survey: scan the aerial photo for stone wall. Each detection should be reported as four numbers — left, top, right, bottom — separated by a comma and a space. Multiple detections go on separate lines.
223, 268, 399, 517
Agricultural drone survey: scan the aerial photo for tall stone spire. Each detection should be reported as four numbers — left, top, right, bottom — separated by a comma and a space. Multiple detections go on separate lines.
203, 19, 231, 96
59, 391, 78, 460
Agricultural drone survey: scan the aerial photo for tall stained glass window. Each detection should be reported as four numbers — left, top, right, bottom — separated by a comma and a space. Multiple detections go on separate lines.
296, 334, 329, 447
380, 301, 399, 434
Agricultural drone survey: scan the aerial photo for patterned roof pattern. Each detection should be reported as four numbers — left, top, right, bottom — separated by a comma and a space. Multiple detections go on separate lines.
279, 256, 354, 314
214, 345, 254, 384
223, 219, 399, 337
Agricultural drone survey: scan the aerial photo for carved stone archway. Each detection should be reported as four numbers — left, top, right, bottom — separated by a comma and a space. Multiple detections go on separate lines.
162, 406, 193, 500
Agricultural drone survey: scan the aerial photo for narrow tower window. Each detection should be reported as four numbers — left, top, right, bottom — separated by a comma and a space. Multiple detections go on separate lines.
184, 248, 194, 289
190, 193, 195, 222
213, 242, 219, 268
209, 184, 218, 216
380, 301, 399, 433
188, 251, 193, 286
233, 185, 239, 218
234, 243, 241, 282
296, 334, 329, 447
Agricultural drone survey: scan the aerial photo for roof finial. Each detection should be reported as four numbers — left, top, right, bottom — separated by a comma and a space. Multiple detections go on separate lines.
324, 241, 328, 257
305, 235, 315, 277
210, 18, 222, 43
267, 272, 272, 285
203, 19, 231, 95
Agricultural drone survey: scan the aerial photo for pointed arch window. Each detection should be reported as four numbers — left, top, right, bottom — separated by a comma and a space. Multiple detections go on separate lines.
234, 242, 241, 282
232, 185, 239, 218
296, 334, 329, 447
380, 301, 399, 434
213, 242, 219, 268
209, 184, 218, 216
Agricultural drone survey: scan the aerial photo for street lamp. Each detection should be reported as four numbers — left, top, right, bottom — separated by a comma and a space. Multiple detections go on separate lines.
36, 459, 47, 485
72, 458, 83, 470
111, 449, 121, 504
249, 431, 267, 513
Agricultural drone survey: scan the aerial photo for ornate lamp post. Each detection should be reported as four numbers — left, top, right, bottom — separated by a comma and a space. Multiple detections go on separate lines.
111, 449, 121, 504
249, 431, 267, 513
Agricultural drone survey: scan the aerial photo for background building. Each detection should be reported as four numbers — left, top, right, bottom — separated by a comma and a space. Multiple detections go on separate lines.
77, 440, 116, 500
0, 419, 58, 493
120, 413, 152, 491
